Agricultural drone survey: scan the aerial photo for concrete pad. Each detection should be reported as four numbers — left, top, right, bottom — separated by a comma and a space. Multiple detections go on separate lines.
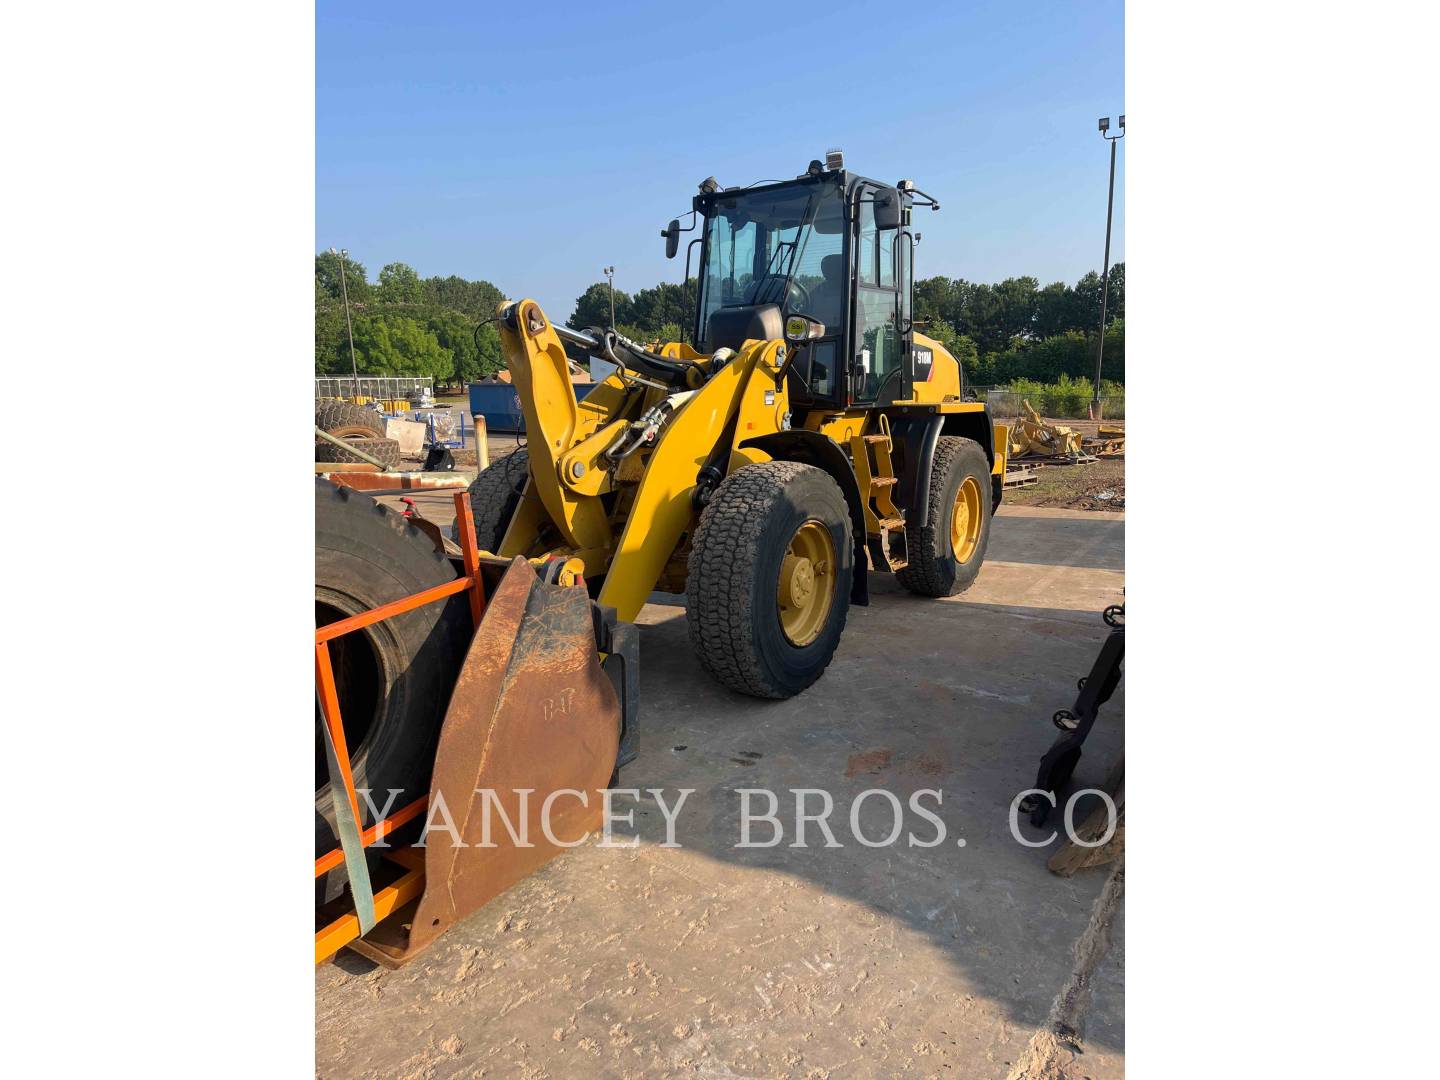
316, 505, 1125, 1078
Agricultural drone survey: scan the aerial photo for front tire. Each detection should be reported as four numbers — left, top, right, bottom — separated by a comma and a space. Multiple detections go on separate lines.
896, 436, 993, 598
450, 448, 529, 548
686, 462, 853, 699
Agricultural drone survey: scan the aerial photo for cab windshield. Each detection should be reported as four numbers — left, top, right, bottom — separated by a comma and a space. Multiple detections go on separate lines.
697, 181, 846, 345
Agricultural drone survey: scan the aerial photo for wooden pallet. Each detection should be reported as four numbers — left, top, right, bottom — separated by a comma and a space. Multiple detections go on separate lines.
1004, 467, 1039, 488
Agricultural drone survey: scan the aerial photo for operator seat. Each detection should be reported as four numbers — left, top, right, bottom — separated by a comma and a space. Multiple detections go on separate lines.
805, 253, 846, 329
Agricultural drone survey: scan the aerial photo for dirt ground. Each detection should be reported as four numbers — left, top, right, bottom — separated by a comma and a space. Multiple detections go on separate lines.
316, 499, 1125, 1079
993, 415, 1125, 514
1002, 458, 1125, 513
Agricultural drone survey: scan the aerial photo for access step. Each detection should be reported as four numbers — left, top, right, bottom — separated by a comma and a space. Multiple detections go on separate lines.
869, 476, 897, 487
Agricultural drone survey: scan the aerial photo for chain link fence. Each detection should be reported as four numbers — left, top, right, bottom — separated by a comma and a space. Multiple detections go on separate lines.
315, 376, 434, 405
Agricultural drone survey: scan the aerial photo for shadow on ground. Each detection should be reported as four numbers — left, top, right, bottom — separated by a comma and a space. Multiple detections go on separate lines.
316, 517, 1126, 1079
983, 511, 1125, 572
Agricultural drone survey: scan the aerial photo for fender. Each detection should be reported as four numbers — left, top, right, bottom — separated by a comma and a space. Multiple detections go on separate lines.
888, 407, 1001, 530
740, 429, 870, 607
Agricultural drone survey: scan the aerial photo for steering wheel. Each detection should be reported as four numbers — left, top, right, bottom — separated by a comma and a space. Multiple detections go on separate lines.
742, 276, 812, 312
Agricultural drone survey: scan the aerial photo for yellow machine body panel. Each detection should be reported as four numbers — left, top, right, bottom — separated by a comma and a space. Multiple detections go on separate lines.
597, 339, 788, 621
495, 300, 794, 622
897, 332, 963, 404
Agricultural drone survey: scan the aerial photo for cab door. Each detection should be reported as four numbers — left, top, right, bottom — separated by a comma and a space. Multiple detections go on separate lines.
849, 185, 903, 406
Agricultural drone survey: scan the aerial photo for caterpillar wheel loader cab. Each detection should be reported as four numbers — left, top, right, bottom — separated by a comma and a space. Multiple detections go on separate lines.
465, 154, 1006, 699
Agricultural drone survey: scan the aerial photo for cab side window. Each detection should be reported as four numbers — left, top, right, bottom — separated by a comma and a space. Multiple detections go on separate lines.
853, 192, 901, 401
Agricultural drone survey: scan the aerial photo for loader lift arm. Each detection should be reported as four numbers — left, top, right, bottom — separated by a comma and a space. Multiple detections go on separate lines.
494, 298, 803, 624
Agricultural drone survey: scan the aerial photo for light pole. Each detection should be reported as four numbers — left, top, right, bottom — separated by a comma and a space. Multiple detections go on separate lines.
1091, 115, 1124, 420
330, 246, 360, 400
603, 265, 616, 327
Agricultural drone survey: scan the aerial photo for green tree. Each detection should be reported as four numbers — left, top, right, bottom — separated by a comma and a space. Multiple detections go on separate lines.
1098, 318, 1124, 383
629, 281, 696, 336
412, 310, 507, 383
474, 322, 505, 378
425, 310, 480, 384
1072, 263, 1124, 332
315, 251, 371, 303
915, 276, 963, 328
570, 282, 632, 329
613, 320, 685, 347
987, 319, 1125, 386
351, 315, 452, 378
1032, 281, 1076, 339
990, 276, 1040, 343
1103, 263, 1124, 324
376, 262, 423, 304
991, 331, 1089, 383
422, 275, 505, 319
315, 260, 1125, 387
949, 334, 981, 383
315, 306, 351, 374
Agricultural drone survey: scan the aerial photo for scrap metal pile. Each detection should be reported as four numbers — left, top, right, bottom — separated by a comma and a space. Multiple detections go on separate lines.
1007, 401, 1125, 462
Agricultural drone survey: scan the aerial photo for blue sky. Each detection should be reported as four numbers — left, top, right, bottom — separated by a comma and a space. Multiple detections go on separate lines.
317, 0, 1124, 319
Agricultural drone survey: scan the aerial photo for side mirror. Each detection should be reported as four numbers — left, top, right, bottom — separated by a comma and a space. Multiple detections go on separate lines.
784, 314, 825, 343
873, 188, 902, 230
663, 219, 680, 259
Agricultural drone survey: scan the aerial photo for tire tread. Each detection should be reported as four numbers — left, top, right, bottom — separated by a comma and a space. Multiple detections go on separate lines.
685, 461, 850, 699
315, 437, 401, 468
895, 435, 992, 598
316, 400, 387, 439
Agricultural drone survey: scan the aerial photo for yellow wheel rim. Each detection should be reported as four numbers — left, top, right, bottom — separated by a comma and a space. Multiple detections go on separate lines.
777, 520, 836, 647
951, 476, 983, 563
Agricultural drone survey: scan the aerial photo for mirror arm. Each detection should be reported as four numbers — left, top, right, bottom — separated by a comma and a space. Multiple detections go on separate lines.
775, 339, 813, 386
908, 187, 941, 211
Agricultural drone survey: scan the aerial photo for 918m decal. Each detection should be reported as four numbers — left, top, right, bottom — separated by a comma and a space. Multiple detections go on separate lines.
913, 345, 934, 381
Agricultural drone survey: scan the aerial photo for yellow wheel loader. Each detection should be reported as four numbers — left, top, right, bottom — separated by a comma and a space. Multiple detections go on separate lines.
315, 155, 1007, 964
463, 154, 1007, 700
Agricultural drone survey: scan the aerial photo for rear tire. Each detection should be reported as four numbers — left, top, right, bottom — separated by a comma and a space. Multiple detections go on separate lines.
450, 448, 530, 548
896, 436, 993, 598
315, 480, 470, 856
315, 437, 401, 469
686, 462, 853, 699
316, 400, 387, 440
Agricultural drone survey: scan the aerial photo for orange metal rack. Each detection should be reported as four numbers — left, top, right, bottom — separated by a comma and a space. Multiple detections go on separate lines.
313, 488, 486, 963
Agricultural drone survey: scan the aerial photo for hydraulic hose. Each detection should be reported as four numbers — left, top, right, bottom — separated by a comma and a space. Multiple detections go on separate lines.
582, 327, 693, 388
507, 305, 694, 388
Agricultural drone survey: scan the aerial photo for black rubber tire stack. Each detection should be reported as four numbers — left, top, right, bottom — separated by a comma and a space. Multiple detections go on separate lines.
316, 400, 387, 440
315, 437, 401, 469
314, 479, 471, 856
896, 436, 993, 598
685, 461, 853, 699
